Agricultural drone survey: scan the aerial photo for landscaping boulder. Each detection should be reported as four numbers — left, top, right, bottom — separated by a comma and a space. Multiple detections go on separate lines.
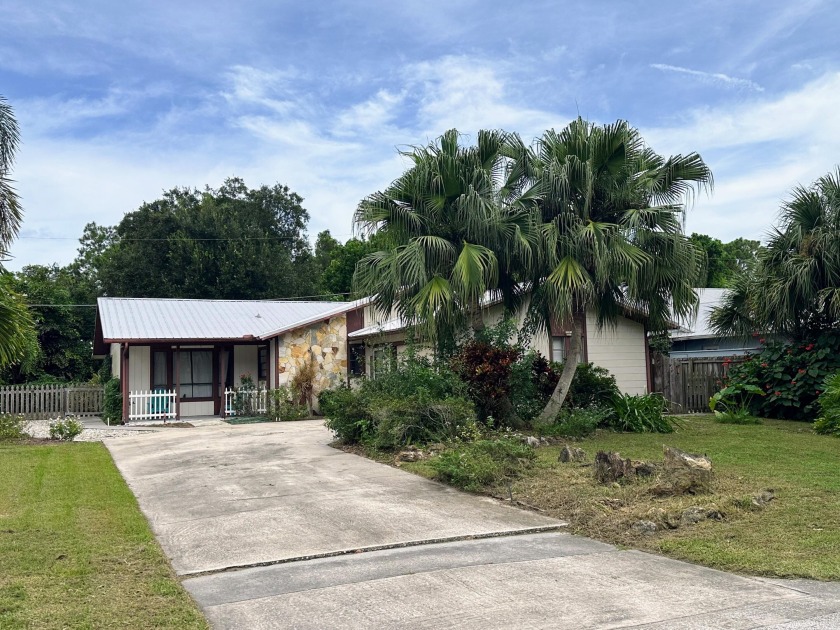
680, 505, 724, 526
396, 448, 425, 463
631, 520, 657, 535
559, 445, 587, 463
594, 451, 635, 483
752, 489, 776, 509
680, 506, 708, 526
652, 446, 713, 496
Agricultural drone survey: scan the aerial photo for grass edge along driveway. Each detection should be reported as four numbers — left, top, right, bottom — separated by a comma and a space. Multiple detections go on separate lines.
403, 415, 840, 581
0, 440, 207, 629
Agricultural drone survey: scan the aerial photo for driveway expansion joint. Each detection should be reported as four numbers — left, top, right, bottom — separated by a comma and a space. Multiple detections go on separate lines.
179, 524, 568, 578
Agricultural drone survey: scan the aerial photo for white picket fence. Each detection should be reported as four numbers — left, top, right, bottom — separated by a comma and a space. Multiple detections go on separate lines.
224, 387, 267, 416
128, 389, 177, 422
0, 383, 104, 419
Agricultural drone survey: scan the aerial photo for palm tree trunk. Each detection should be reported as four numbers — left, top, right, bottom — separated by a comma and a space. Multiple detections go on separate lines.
537, 310, 584, 424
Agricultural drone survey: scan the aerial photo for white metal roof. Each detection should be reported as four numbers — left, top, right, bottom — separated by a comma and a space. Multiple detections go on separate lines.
348, 317, 406, 340
97, 297, 353, 342
671, 288, 728, 340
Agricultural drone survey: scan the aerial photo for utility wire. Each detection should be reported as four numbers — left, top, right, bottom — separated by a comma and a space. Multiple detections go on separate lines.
24, 292, 354, 308
17, 234, 357, 241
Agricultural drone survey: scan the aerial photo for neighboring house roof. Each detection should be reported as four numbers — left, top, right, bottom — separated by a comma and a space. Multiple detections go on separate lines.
671, 288, 728, 340
96, 297, 358, 343
348, 317, 406, 340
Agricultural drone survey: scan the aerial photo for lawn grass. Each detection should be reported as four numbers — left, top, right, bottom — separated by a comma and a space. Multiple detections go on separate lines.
0, 441, 208, 629
403, 415, 840, 580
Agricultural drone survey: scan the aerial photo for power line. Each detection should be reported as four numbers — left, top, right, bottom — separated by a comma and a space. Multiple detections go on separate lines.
17, 234, 357, 242
24, 292, 354, 308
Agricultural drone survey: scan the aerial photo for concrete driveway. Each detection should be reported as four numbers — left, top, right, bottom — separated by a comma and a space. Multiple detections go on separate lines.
106, 420, 840, 629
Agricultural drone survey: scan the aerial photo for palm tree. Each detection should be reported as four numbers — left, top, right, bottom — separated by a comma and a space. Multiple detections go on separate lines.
353, 129, 536, 347
0, 95, 34, 369
508, 118, 712, 422
711, 167, 840, 340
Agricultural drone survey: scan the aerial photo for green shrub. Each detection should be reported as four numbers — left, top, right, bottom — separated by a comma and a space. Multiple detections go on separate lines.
267, 386, 309, 421
709, 383, 764, 425
0, 414, 26, 441
538, 406, 613, 438
725, 332, 840, 420
430, 438, 536, 491
608, 393, 675, 433
814, 373, 840, 436
102, 378, 123, 425
320, 354, 474, 447
371, 395, 478, 450
49, 416, 83, 441
320, 386, 374, 444
565, 363, 620, 408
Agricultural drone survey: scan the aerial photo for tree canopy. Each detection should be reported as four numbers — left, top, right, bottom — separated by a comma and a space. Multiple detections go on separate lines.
689, 233, 761, 287
353, 128, 534, 345
88, 178, 319, 299
711, 167, 840, 340
507, 118, 711, 420
354, 120, 712, 417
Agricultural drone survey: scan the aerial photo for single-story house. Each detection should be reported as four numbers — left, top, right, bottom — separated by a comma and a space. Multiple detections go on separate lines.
349, 297, 656, 396
670, 288, 762, 359
94, 297, 367, 422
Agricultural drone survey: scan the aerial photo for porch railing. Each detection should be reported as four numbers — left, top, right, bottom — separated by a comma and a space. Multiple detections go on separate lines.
128, 389, 177, 422
224, 387, 267, 417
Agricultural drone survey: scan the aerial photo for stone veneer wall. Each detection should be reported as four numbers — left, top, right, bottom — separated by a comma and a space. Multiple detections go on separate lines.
276, 314, 348, 410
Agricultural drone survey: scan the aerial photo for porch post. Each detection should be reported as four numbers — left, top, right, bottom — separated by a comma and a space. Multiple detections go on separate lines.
121, 343, 129, 422
175, 346, 181, 422
219, 347, 228, 418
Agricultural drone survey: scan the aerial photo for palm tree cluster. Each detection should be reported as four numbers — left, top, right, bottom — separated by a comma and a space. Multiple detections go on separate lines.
354, 118, 713, 416
0, 95, 34, 368
711, 167, 840, 340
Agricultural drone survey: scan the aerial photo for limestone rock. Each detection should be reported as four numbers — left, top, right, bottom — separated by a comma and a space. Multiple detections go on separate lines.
631, 520, 657, 535
680, 506, 708, 526
680, 505, 724, 526
396, 449, 425, 462
524, 436, 540, 448
559, 445, 587, 463
594, 451, 635, 484
652, 446, 713, 496
751, 489, 775, 509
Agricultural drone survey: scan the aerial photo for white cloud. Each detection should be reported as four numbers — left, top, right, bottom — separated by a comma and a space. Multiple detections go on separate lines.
645, 72, 840, 242
650, 64, 764, 92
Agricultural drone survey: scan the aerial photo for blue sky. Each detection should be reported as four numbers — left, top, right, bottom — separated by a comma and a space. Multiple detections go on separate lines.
2, 0, 839, 269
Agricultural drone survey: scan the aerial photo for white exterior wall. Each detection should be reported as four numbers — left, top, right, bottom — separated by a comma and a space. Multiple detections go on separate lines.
233, 345, 259, 386
180, 401, 215, 416
128, 345, 151, 392
585, 312, 648, 395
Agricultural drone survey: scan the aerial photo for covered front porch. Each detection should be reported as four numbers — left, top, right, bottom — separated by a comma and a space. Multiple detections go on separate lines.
116, 341, 277, 422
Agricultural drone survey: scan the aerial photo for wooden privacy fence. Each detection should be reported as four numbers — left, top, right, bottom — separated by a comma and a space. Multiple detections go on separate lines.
0, 383, 104, 419
651, 355, 744, 414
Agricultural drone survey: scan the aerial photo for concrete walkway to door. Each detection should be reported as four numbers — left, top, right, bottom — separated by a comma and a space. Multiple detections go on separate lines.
106, 420, 840, 629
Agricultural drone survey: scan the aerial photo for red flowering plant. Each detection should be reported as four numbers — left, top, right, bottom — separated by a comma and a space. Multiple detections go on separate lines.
720, 331, 840, 420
